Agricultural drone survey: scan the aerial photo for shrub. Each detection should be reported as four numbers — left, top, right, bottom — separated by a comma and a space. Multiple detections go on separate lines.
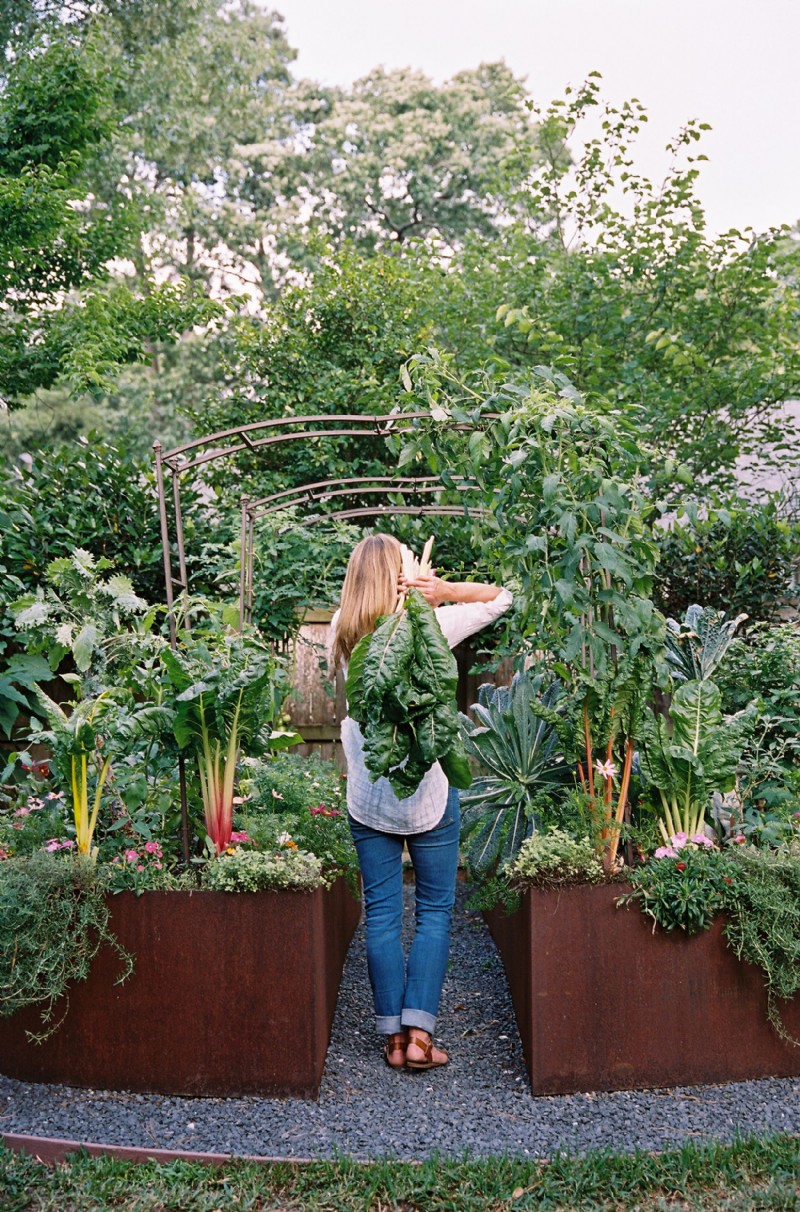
653, 497, 799, 625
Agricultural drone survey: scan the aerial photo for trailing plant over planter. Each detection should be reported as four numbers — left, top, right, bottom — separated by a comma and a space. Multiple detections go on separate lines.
0, 851, 132, 1040
623, 842, 800, 1044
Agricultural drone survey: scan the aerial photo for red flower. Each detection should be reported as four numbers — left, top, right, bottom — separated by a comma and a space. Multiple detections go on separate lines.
676, 861, 687, 872
724, 876, 733, 884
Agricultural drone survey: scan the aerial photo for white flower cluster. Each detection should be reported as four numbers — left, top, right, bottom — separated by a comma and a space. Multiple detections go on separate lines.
203, 847, 325, 893
507, 828, 605, 887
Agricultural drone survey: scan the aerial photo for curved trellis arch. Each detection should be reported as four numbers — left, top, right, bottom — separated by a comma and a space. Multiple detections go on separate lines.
152, 412, 496, 860
153, 413, 496, 634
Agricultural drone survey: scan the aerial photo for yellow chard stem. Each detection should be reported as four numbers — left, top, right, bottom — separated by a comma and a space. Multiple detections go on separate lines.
86, 757, 112, 863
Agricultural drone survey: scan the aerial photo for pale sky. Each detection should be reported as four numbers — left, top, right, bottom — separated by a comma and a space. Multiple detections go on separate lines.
271, 0, 800, 237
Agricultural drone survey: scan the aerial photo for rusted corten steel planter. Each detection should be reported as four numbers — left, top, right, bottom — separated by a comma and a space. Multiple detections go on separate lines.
485, 882, 800, 1096
0, 878, 361, 1099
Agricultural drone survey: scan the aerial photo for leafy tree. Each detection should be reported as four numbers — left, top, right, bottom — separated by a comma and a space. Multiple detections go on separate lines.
0, 17, 221, 406
492, 76, 800, 477
246, 62, 537, 255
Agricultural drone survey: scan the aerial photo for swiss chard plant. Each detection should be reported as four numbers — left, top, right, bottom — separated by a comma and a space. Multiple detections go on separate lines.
29, 686, 165, 860
162, 613, 279, 855
639, 678, 758, 843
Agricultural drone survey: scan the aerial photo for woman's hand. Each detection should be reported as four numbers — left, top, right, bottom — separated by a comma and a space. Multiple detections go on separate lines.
399, 573, 450, 608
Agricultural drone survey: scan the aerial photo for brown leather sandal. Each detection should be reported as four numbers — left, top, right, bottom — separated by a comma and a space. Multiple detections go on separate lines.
383, 1031, 407, 1070
405, 1029, 449, 1071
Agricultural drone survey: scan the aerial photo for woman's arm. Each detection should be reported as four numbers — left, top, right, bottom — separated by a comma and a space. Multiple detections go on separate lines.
400, 575, 502, 609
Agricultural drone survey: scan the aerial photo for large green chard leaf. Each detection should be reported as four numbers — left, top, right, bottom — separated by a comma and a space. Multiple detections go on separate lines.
346, 589, 470, 797
408, 590, 458, 699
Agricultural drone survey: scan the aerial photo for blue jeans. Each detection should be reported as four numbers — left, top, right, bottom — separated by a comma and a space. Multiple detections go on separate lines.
348, 787, 460, 1035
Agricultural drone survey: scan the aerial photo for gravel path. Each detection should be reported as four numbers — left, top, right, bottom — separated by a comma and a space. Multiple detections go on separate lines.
2, 884, 799, 1160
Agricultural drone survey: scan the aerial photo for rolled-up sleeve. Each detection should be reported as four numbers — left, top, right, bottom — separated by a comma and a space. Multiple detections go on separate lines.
434, 587, 513, 650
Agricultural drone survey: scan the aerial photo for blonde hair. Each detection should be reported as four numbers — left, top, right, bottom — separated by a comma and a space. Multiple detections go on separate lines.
332, 534, 402, 668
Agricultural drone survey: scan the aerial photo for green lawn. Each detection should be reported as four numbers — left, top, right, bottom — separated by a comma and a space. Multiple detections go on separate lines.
1, 1134, 798, 1210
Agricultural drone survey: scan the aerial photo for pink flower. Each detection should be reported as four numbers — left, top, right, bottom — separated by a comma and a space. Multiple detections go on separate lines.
654, 846, 678, 859
153, 861, 163, 870
144, 841, 161, 855
229, 830, 249, 844
43, 840, 61, 852
732, 834, 746, 845
691, 833, 714, 849
125, 849, 139, 863
14, 807, 31, 817
271, 789, 284, 800
61, 839, 75, 849
232, 795, 251, 805
310, 806, 323, 816
594, 759, 617, 781
137, 865, 144, 872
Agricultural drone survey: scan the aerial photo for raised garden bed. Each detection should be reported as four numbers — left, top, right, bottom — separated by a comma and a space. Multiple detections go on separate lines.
0, 877, 361, 1099
485, 882, 800, 1096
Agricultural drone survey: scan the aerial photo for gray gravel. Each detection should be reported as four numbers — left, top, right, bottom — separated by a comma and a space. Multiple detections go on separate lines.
1, 883, 799, 1160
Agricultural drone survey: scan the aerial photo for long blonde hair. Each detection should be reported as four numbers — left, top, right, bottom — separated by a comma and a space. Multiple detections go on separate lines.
332, 534, 402, 668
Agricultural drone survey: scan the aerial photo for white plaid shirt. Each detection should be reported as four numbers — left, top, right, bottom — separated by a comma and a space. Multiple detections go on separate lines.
332, 589, 513, 835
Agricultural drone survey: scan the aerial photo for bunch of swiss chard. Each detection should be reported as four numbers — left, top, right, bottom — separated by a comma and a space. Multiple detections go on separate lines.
345, 588, 472, 798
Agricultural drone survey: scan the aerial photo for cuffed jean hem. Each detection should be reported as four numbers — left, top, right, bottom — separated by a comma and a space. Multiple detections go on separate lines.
376, 1014, 403, 1034
401, 1008, 437, 1034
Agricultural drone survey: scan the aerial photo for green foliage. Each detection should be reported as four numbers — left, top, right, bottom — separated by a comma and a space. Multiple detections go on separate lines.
507, 828, 605, 888
653, 498, 800, 624
11, 547, 154, 679
203, 513, 363, 645
0, 19, 220, 404
283, 62, 536, 250
346, 588, 471, 797
622, 848, 740, 934
0, 851, 132, 1038
716, 622, 800, 813
665, 604, 748, 684
724, 844, 800, 1041
459, 672, 570, 887
0, 436, 223, 604
201, 845, 325, 892
240, 751, 346, 816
